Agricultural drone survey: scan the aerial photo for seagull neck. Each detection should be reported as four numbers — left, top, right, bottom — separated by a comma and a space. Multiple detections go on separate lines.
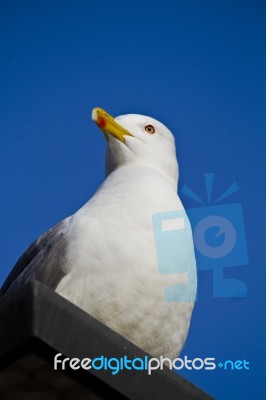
107, 165, 178, 191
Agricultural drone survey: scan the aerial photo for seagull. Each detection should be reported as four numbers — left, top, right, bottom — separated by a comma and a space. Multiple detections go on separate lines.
1, 108, 197, 359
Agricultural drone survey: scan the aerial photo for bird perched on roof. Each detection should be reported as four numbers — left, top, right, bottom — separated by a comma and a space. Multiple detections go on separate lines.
1, 108, 197, 359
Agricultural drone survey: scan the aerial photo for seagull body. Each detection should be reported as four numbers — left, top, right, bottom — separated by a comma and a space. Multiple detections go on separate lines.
1, 109, 197, 359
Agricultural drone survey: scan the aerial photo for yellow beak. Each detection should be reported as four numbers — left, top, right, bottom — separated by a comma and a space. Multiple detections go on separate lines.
92, 107, 132, 143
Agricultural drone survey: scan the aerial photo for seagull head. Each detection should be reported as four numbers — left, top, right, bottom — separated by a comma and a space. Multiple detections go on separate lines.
92, 107, 179, 186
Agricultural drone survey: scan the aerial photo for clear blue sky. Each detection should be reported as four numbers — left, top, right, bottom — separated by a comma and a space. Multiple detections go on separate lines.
0, 1, 265, 398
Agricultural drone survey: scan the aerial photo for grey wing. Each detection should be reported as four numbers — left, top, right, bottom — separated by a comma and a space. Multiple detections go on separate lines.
0, 216, 72, 296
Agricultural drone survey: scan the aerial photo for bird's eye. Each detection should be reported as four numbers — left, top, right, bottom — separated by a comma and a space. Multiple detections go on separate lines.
144, 124, 155, 134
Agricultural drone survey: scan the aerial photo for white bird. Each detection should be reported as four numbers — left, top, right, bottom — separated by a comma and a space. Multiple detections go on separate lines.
1, 108, 197, 359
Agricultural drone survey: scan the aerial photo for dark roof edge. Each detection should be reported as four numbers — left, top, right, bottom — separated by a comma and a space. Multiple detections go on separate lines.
0, 281, 214, 400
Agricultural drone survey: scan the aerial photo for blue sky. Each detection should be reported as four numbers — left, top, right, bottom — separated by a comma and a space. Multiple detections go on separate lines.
0, 1, 265, 398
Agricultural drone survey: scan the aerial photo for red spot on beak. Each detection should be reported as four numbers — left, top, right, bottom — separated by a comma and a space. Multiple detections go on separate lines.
98, 116, 107, 129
